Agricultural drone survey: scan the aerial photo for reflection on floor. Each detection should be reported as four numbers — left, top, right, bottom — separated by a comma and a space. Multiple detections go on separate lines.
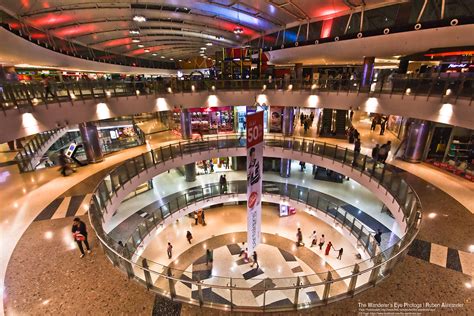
140, 204, 373, 288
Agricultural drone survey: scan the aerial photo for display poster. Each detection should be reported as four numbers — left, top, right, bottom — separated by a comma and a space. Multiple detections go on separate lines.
246, 111, 264, 254
269, 106, 283, 132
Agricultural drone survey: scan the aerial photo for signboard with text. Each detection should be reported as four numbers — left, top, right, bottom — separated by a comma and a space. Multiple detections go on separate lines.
246, 111, 264, 254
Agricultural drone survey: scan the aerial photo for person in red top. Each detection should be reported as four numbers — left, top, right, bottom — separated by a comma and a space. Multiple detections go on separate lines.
72, 218, 91, 258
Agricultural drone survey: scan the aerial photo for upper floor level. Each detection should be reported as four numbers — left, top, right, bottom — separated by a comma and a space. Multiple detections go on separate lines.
0, 76, 472, 143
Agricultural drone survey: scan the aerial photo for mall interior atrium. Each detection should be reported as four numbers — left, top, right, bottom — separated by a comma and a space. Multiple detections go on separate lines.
0, 0, 473, 315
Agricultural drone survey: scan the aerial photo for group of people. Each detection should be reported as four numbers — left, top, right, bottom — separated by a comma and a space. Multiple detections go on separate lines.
371, 116, 388, 136
371, 141, 392, 164
239, 242, 259, 269
300, 112, 315, 134
219, 174, 228, 193
193, 209, 206, 226
297, 228, 344, 260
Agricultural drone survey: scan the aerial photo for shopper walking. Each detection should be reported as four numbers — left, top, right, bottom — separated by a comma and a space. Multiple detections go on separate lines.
201, 210, 206, 225
370, 118, 377, 131
250, 251, 259, 269
219, 174, 225, 193
296, 228, 303, 247
167, 242, 173, 259
309, 230, 317, 247
186, 231, 193, 244
371, 144, 380, 162
239, 242, 246, 257
42, 74, 55, 99
72, 217, 91, 258
353, 137, 361, 166
337, 248, 344, 260
318, 234, 325, 250
380, 117, 387, 135
223, 174, 228, 193
206, 249, 213, 265
374, 229, 382, 245
325, 241, 334, 256
194, 212, 199, 225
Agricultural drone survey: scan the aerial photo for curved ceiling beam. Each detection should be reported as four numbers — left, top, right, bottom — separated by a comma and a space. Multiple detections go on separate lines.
89, 31, 239, 49
48, 20, 243, 43
48, 18, 244, 40
111, 40, 225, 54
20, 6, 268, 34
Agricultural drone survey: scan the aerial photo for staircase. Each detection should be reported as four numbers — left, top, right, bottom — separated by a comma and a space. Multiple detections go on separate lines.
319, 109, 333, 136
14, 127, 68, 172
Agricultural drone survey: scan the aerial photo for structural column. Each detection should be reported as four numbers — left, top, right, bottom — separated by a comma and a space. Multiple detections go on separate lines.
295, 63, 303, 81
78, 122, 103, 163
403, 119, 430, 163
180, 109, 196, 182
280, 107, 294, 178
361, 56, 375, 88
398, 59, 409, 74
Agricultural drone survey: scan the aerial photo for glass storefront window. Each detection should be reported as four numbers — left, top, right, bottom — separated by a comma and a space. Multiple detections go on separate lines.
284, 26, 299, 45
307, 21, 323, 41
331, 15, 350, 37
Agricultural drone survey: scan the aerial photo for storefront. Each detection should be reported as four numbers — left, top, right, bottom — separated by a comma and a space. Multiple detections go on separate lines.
426, 124, 473, 181
196, 157, 233, 175
173, 107, 235, 135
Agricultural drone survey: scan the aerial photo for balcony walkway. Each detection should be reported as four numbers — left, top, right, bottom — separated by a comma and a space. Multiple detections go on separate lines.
0, 123, 472, 315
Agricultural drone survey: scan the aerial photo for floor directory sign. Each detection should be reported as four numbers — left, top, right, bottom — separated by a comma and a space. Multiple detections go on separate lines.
246, 111, 264, 254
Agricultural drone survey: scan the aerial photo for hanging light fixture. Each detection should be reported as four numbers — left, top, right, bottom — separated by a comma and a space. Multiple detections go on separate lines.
233, 26, 243, 34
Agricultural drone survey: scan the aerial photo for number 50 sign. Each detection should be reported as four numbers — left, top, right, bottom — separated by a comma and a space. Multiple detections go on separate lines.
246, 111, 264, 148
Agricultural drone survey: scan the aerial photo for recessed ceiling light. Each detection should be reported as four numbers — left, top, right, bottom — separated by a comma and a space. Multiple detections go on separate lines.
178, 59, 182, 61
161, 56, 165, 58
144, 49, 150, 52
129, 30, 140, 35
133, 15, 146, 23
132, 38, 140, 43
200, 47, 206, 50
152, 53, 157, 56
170, 58, 174, 60
206, 42, 212, 46
137, 44, 144, 48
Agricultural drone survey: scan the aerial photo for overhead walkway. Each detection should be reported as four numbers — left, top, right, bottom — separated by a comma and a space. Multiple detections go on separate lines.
0, 76, 472, 142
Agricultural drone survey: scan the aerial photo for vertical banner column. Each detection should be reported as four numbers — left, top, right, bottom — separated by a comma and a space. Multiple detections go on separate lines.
246, 111, 264, 254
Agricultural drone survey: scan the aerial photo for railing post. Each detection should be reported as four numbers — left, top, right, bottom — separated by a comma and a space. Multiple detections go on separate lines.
350, 217, 356, 235
322, 142, 326, 157
333, 145, 338, 161
343, 148, 348, 163
383, 244, 400, 275
142, 258, 153, 290
347, 264, 360, 296
229, 278, 234, 310
197, 279, 204, 306
167, 267, 176, 299
322, 271, 332, 303
369, 253, 383, 285
294, 276, 301, 308
361, 155, 367, 174
122, 247, 135, 279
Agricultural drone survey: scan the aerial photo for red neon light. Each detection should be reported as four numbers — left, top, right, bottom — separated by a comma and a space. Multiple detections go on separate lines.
99, 37, 132, 48
29, 14, 73, 27
52, 24, 97, 37
321, 19, 333, 39
21, 0, 30, 8
425, 51, 474, 57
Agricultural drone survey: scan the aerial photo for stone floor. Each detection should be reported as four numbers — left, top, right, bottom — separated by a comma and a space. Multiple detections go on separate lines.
4, 215, 155, 315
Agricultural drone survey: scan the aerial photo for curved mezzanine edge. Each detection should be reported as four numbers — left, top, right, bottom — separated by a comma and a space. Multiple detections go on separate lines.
1, 79, 473, 143
87, 135, 421, 311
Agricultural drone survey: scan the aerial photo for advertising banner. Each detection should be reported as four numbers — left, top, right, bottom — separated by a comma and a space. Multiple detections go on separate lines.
246, 111, 264, 254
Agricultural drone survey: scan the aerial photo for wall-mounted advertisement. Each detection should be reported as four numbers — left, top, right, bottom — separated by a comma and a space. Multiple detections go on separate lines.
269, 106, 283, 132
246, 111, 264, 254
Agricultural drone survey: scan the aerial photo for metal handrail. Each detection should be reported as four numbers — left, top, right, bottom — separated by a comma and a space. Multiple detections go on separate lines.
87, 134, 422, 311
1, 76, 472, 113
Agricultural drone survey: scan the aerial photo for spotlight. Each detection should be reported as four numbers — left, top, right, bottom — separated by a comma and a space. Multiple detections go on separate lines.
133, 15, 146, 23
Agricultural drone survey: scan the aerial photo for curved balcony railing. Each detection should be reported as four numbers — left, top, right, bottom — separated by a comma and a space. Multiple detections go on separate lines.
114, 180, 391, 257
88, 134, 422, 312
1, 76, 472, 113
